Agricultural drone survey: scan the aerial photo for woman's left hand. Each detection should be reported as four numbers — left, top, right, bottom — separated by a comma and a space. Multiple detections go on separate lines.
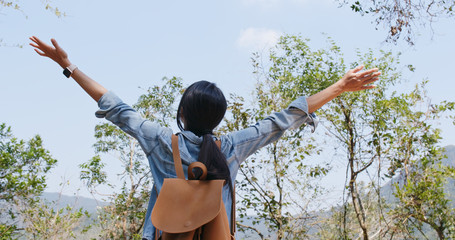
337, 65, 381, 93
306, 65, 381, 113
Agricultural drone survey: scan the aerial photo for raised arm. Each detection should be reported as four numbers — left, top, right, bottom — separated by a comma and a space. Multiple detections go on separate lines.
306, 65, 381, 113
29, 36, 108, 102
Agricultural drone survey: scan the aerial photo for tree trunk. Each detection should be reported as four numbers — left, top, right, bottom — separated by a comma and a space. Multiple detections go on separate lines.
344, 107, 369, 240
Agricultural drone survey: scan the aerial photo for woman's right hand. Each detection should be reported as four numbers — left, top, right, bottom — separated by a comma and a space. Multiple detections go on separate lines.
30, 36, 108, 102
29, 36, 72, 69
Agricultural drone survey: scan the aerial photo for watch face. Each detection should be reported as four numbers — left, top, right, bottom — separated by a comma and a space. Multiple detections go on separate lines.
63, 68, 71, 78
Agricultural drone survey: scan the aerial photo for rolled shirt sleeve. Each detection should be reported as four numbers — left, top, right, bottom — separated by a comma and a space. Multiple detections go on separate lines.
228, 96, 318, 162
95, 91, 170, 155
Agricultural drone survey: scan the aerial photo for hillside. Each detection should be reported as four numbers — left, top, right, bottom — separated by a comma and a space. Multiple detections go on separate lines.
380, 144, 455, 200
443, 145, 455, 203
443, 145, 455, 167
40, 192, 107, 213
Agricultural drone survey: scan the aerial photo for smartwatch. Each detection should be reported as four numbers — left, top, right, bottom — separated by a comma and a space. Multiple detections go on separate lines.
63, 64, 78, 78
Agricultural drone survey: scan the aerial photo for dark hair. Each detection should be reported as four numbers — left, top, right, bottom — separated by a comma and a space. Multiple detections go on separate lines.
177, 81, 233, 196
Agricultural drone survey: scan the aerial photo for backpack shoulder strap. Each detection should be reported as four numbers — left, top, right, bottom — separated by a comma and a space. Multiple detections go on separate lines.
171, 134, 185, 179
215, 138, 236, 237
231, 185, 236, 237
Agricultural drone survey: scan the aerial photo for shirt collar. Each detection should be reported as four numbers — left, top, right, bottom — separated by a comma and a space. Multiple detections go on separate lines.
179, 130, 203, 144
179, 130, 218, 145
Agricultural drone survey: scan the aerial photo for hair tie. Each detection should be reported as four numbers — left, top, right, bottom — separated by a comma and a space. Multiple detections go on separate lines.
201, 130, 213, 135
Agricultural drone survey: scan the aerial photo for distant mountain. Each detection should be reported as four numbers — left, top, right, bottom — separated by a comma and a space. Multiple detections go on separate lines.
443, 145, 455, 167
381, 145, 455, 201
442, 145, 455, 205
40, 192, 107, 213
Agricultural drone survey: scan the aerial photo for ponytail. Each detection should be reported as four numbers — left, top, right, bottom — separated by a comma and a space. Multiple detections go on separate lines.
198, 133, 233, 197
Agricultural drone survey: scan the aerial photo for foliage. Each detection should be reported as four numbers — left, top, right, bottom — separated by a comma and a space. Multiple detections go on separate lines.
250, 34, 455, 239
0, 123, 57, 201
387, 87, 455, 239
0, 123, 91, 239
221, 47, 329, 239
17, 194, 91, 240
0, 0, 64, 17
254, 35, 405, 239
0, 123, 57, 238
339, 0, 455, 45
79, 77, 184, 240
0, 224, 18, 240
317, 182, 396, 239
0, 0, 63, 47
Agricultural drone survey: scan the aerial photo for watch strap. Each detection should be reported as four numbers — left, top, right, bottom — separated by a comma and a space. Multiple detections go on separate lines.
63, 64, 78, 78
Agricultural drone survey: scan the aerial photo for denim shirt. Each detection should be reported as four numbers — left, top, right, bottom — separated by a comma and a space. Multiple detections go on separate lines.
95, 91, 318, 240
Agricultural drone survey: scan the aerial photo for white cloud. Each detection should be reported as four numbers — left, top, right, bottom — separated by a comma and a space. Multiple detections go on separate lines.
236, 28, 282, 50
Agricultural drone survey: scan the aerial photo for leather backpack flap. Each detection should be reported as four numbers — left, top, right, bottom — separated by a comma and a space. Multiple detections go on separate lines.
201, 200, 232, 240
152, 178, 225, 233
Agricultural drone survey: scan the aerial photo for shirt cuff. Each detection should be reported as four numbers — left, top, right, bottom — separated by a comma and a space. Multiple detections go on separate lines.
95, 91, 123, 118
288, 96, 319, 132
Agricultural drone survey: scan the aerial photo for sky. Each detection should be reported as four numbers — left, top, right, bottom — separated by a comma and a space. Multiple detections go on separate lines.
1, 0, 454, 200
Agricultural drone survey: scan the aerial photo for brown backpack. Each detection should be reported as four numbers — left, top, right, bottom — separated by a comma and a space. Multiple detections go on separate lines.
151, 135, 235, 240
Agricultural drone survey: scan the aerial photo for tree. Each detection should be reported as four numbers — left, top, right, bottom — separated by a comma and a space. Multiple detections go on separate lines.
79, 76, 183, 240
387, 85, 455, 239
250, 35, 406, 239
317, 182, 397, 239
0, 123, 57, 239
220, 54, 330, 239
249, 34, 454, 239
339, 0, 455, 45
17, 189, 92, 240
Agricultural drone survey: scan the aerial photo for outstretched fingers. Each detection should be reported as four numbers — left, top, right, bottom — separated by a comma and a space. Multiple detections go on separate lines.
51, 38, 62, 50
359, 74, 380, 90
29, 36, 39, 44
29, 36, 47, 48
364, 76, 379, 86
358, 68, 379, 78
352, 65, 365, 73
29, 36, 54, 55
30, 43, 47, 56
29, 37, 40, 48
29, 42, 40, 49
33, 48, 46, 56
361, 84, 377, 90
